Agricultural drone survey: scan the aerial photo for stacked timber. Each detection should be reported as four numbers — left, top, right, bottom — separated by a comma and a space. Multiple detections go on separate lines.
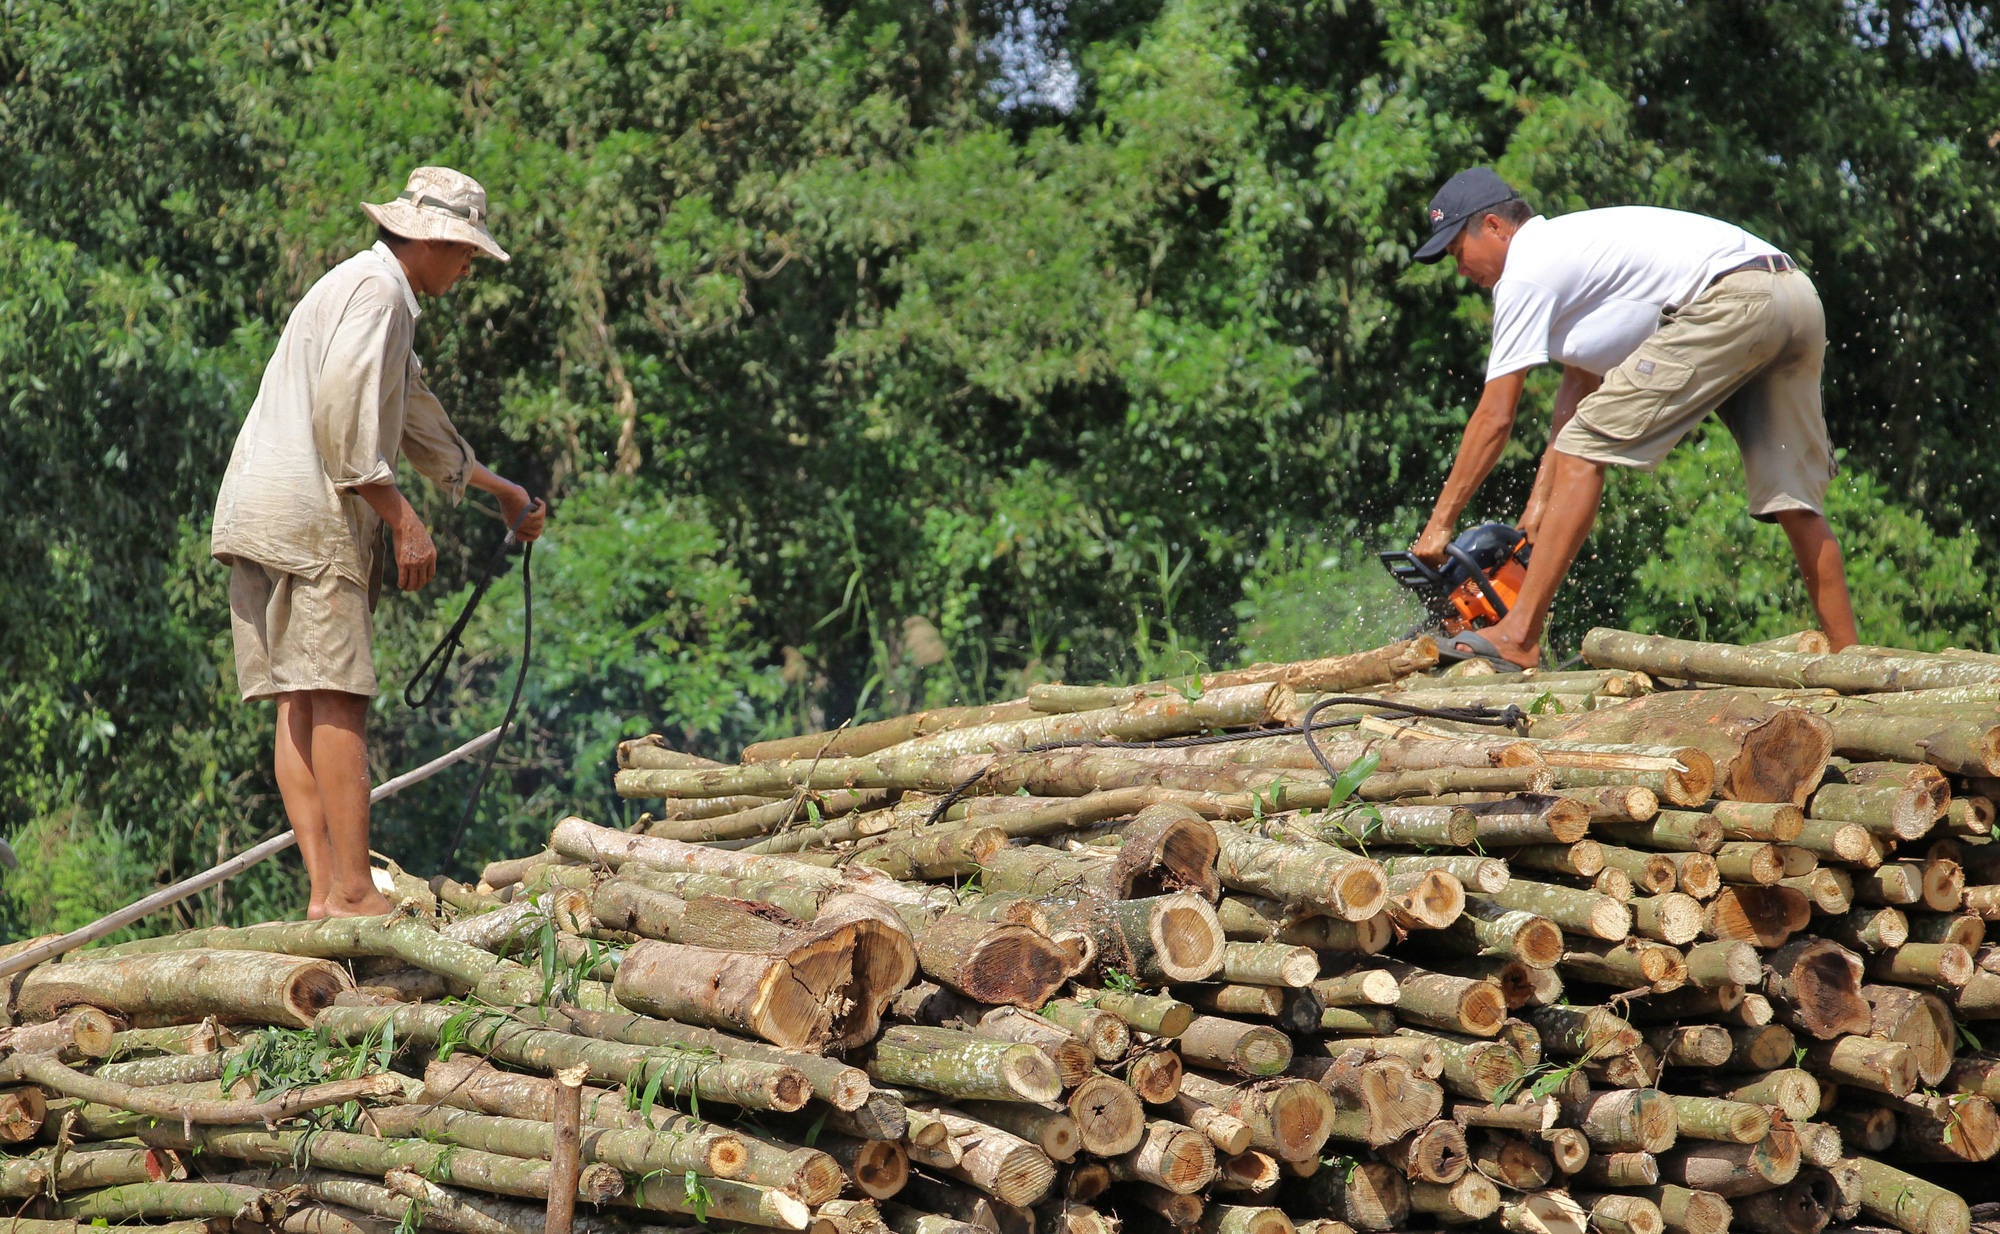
5, 631, 2000, 1234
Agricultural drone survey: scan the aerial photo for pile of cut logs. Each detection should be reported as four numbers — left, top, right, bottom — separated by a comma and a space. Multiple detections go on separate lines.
5, 628, 2000, 1234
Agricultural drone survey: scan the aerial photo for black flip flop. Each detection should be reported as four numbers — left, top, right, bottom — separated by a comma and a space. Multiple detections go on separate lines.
1437, 630, 1530, 674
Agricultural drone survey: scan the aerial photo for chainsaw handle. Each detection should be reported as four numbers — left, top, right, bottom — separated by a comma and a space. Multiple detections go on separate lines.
1444, 541, 1510, 622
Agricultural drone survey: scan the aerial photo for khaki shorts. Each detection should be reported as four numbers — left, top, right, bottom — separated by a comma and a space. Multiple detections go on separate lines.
1552, 267, 1837, 520
228, 559, 377, 700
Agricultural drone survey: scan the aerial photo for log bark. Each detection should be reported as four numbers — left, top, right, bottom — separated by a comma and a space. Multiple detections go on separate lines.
1802, 1034, 1918, 1096
0, 1051, 394, 1123
923, 1109, 1058, 1206
1600, 812, 1724, 854
1409, 1173, 1500, 1223
1074, 989, 1194, 1037
1298, 1160, 1408, 1231
1218, 942, 1319, 988
1564, 1088, 1678, 1153
1431, 898, 1564, 969
1380, 1117, 1470, 1184
1657, 1127, 1801, 1198
1529, 1004, 1641, 1058
1058, 1073, 1145, 1156
1394, 1029, 1525, 1101
364, 1102, 752, 1183
545, 1064, 584, 1234
1864, 984, 1958, 1087
1372, 962, 1504, 1037
1631, 894, 1705, 945
740, 702, 1038, 763
1666, 1095, 1772, 1144
1644, 1025, 1733, 1068
1125, 1045, 1186, 1104
1037, 1000, 1133, 1060
1575, 1153, 1660, 1188
1810, 783, 1943, 840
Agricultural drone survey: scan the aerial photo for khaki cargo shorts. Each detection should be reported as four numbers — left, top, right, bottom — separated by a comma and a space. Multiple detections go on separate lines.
1552, 267, 1837, 520
228, 559, 377, 700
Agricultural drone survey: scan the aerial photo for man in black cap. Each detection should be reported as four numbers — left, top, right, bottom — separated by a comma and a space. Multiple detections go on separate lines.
1405, 167, 1858, 668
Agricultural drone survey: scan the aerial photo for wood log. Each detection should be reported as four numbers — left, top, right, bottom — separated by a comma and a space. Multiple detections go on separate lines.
1297, 1160, 1409, 1231
1395, 1029, 1525, 1101
1075, 989, 1194, 1037
1108, 1119, 1216, 1193
1633, 1189, 1733, 1234
529, 1004, 876, 1115
1562, 939, 1685, 992
1863, 984, 1957, 1086
323, 1002, 811, 1112
1409, 1173, 1500, 1223
1375, 962, 1505, 1037
1666, 1096, 1772, 1144
1062, 1073, 1147, 1156
1576, 1194, 1666, 1234
1038, 999, 1134, 1060
1802, 1035, 1918, 1096
1687, 1067, 1821, 1120
1186, 980, 1283, 1019
1848, 1156, 1971, 1234
1812, 780, 1945, 840
1645, 1025, 1733, 1068
1126, 1045, 1186, 1103
610, 934, 856, 1050
1176, 1071, 1334, 1160
974, 1007, 1096, 1088
1291, 1049, 1442, 1145
1169, 1092, 1256, 1155
822, 1139, 909, 1200
1430, 898, 1564, 969
1657, 1126, 1801, 1198
1762, 937, 1871, 1040
1600, 813, 1725, 854
1563, 1088, 1678, 1153
1052, 893, 1225, 987
1705, 886, 1811, 949
908, 913, 1074, 1008
1207, 823, 1386, 922
1574, 1151, 1658, 1188
1176, 1016, 1292, 1076
921, 1110, 1057, 1206
1594, 846, 1680, 896
1725, 1025, 1799, 1072
1684, 941, 1763, 990
1831, 1105, 1898, 1153
1196, 1205, 1292, 1234
1632, 894, 1705, 945
1471, 1130, 1554, 1189
364, 1102, 753, 1183
1530, 1005, 1641, 1058
1384, 869, 1467, 931
1887, 1090, 2000, 1163
1217, 942, 1319, 988
1509, 840, 1609, 879
865, 1026, 1062, 1103
544, 1064, 584, 1234
1380, 1117, 1470, 1183
18, 949, 350, 1027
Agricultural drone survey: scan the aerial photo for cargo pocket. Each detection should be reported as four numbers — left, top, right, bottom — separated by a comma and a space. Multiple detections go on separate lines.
1580, 349, 1697, 442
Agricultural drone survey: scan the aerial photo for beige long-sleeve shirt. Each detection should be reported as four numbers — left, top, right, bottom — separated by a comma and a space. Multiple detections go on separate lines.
211, 242, 477, 590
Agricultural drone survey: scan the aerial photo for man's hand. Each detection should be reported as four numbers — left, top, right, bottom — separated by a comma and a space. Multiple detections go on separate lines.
392, 511, 438, 590
1411, 524, 1453, 567
497, 483, 547, 542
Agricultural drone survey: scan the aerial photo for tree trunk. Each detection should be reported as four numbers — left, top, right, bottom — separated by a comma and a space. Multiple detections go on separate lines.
1810, 782, 1943, 839
1665, 1095, 1771, 1144
1762, 937, 1871, 1040
1168, 1092, 1255, 1155
1628, 894, 1704, 945
1560, 938, 1684, 992
1380, 1117, 1469, 1184
1299, 1160, 1409, 1231
1562, 1088, 1677, 1153
1218, 942, 1319, 988
1409, 1173, 1500, 1223
363, 1102, 752, 1182
1037, 1000, 1132, 1060
1866, 983, 1956, 1086
1056, 1074, 1145, 1157
1656, 1130, 1801, 1198
17, 949, 350, 1028
864, 1026, 1061, 1102
1073, 988, 1193, 1037
1426, 897, 1564, 970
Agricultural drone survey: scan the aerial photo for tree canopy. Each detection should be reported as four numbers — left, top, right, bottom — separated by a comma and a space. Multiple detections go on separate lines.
2, 0, 1996, 935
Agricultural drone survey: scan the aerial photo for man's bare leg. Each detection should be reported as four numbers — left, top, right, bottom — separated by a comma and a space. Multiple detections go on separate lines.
273, 693, 334, 918
307, 689, 392, 917
1459, 450, 1608, 670
1773, 509, 1859, 652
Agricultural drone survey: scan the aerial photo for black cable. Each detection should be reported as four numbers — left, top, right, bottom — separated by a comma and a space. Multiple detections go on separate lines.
403, 503, 538, 874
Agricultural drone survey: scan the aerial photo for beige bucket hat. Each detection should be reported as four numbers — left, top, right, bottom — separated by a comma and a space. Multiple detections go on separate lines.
361, 166, 510, 262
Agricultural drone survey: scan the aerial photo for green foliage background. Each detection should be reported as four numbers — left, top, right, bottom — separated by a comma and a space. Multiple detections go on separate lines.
2, 0, 1996, 934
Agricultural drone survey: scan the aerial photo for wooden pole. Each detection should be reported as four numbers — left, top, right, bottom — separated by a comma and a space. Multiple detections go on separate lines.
0, 725, 502, 981
544, 1064, 586, 1234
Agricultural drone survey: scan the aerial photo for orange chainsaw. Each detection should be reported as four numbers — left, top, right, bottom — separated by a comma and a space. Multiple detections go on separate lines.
1378, 523, 1532, 637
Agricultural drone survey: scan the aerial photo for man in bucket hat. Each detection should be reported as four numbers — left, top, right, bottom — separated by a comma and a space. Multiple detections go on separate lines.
212, 167, 545, 918
1405, 167, 1858, 670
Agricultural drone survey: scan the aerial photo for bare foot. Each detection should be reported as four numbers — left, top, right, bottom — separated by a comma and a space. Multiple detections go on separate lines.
1446, 627, 1541, 671
322, 891, 395, 918
306, 901, 329, 921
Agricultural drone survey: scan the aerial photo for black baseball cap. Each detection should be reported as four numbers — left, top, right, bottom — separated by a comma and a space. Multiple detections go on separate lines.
1414, 167, 1522, 263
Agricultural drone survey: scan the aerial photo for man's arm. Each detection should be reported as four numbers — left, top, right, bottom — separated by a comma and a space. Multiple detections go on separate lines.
1518, 365, 1602, 541
468, 464, 546, 542
354, 482, 437, 591
1412, 370, 1528, 563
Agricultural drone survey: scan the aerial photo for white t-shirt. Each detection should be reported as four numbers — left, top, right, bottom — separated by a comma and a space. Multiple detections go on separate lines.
1484, 207, 1783, 380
